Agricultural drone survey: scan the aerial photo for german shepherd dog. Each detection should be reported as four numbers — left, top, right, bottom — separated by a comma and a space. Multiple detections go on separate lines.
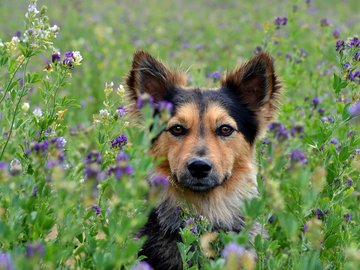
126, 51, 281, 270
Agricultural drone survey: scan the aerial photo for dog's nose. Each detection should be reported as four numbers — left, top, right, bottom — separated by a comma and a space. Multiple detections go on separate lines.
187, 158, 212, 178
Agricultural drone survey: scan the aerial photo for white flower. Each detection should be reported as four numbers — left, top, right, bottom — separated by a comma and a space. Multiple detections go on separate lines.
73, 51, 83, 65
22, 102, 30, 113
0, 40, 4, 47
33, 107, 43, 118
99, 109, 110, 120
11, 36, 20, 43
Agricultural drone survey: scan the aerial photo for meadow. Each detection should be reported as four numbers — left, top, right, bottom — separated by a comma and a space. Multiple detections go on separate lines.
0, 0, 359, 269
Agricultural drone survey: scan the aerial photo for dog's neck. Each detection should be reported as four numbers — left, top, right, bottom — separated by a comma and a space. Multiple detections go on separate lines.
156, 167, 258, 233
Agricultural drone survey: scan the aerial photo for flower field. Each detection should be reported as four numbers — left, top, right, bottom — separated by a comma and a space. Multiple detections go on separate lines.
0, 0, 359, 269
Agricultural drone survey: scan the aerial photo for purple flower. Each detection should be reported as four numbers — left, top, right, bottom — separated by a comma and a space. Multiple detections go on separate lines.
332, 28, 341, 39
312, 97, 321, 108
268, 215, 275, 224
26, 242, 45, 258
343, 62, 351, 72
63, 51, 74, 67
32, 185, 38, 196
290, 125, 304, 137
156, 101, 173, 113
9, 158, 22, 176
212, 71, 221, 81
348, 71, 360, 83
335, 40, 345, 52
86, 151, 102, 164
314, 208, 324, 219
84, 164, 104, 181
320, 116, 334, 123
0, 253, 15, 270
274, 17, 287, 27
111, 134, 128, 149
289, 150, 308, 164
131, 261, 153, 270
343, 213, 352, 223
91, 205, 101, 216
330, 137, 339, 145
262, 138, 271, 144
136, 96, 154, 110
348, 36, 360, 48
108, 152, 133, 180
150, 174, 169, 187
347, 178, 353, 187
318, 108, 325, 115
320, 18, 330, 27
276, 125, 289, 141
221, 243, 245, 259
184, 218, 198, 234
303, 223, 309, 232
116, 106, 126, 117
52, 52, 61, 63
0, 162, 8, 171
353, 52, 360, 61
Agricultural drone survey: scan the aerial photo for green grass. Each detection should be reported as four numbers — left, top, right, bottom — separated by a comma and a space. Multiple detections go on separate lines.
0, 0, 359, 269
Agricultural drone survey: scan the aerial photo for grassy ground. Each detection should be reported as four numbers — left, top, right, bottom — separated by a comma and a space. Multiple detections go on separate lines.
0, 0, 359, 269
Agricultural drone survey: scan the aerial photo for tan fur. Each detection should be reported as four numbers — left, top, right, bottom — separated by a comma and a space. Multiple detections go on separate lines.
151, 102, 258, 229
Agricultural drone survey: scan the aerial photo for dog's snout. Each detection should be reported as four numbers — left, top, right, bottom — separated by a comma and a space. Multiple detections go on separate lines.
187, 158, 212, 178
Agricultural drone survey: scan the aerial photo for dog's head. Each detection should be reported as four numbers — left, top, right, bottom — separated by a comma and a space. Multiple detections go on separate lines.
126, 51, 280, 194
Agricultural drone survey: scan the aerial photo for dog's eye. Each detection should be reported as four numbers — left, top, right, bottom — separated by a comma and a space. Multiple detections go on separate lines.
216, 125, 235, 137
168, 125, 187, 136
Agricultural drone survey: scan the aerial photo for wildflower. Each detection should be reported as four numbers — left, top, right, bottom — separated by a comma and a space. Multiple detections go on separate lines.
221, 243, 245, 259
9, 159, 22, 176
52, 52, 61, 63
349, 101, 360, 117
317, 108, 325, 114
107, 152, 134, 180
266, 179, 284, 211
330, 137, 339, 144
98, 109, 110, 122
343, 62, 351, 72
86, 151, 102, 164
312, 97, 321, 108
274, 17, 287, 28
320, 116, 334, 123
212, 71, 221, 81
104, 81, 114, 96
136, 95, 154, 110
268, 214, 275, 224
290, 125, 304, 137
52, 137, 67, 149
347, 178, 353, 187
262, 138, 271, 144
21, 102, 30, 113
131, 261, 153, 270
91, 205, 101, 216
116, 84, 126, 98
347, 36, 360, 48
0, 252, 15, 270
63, 51, 82, 67
33, 107, 43, 118
26, 242, 45, 258
289, 150, 308, 164
304, 218, 323, 249
348, 71, 360, 83
111, 133, 128, 149
320, 18, 330, 27
311, 167, 326, 191
335, 40, 345, 52
314, 208, 324, 219
149, 174, 169, 187
185, 218, 198, 234
156, 100, 173, 114
116, 106, 126, 117
344, 213, 352, 223
303, 223, 309, 232
32, 185, 38, 196
332, 28, 341, 39
353, 52, 360, 61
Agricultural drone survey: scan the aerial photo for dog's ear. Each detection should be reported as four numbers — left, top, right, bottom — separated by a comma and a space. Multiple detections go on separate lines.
222, 53, 281, 135
126, 51, 186, 102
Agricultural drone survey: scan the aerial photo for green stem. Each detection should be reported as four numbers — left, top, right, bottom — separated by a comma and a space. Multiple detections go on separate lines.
0, 57, 26, 105
0, 57, 31, 160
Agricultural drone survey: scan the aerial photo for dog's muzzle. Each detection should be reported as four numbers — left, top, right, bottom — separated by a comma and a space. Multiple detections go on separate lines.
180, 158, 218, 192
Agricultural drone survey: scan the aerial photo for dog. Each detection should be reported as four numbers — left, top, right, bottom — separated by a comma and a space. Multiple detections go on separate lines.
126, 51, 281, 270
